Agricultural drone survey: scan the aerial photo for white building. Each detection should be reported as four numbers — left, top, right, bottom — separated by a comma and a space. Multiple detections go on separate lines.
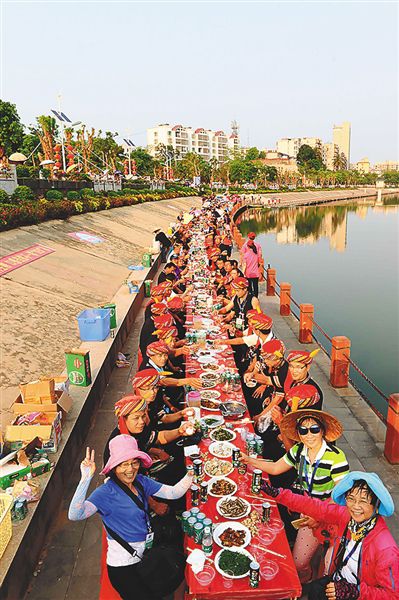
276, 137, 322, 159
146, 124, 239, 163
322, 142, 340, 170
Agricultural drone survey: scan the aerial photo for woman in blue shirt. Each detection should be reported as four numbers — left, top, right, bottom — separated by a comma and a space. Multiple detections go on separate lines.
69, 434, 193, 600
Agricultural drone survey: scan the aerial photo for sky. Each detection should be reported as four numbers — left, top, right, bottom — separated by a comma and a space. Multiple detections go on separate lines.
1, 0, 398, 164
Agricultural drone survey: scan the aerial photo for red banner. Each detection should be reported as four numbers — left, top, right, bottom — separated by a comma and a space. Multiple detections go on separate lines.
0, 244, 55, 276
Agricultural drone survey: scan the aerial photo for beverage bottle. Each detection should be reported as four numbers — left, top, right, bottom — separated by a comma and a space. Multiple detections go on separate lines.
201, 526, 213, 555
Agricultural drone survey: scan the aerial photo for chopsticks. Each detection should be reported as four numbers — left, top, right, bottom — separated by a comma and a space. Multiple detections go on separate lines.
250, 545, 287, 559
244, 494, 277, 503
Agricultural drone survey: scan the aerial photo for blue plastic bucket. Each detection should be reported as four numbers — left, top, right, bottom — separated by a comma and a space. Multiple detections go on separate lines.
77, 308, 111, 341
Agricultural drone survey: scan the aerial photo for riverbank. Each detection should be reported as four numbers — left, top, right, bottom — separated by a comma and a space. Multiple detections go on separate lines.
0, 195, 201, 414
240, 186, 399, 208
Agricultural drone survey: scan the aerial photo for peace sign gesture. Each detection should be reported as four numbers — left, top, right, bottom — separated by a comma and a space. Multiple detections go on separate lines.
80, 447, 96, 480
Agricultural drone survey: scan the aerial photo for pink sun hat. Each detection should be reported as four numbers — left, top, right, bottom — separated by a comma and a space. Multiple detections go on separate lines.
101, 434, 153, 475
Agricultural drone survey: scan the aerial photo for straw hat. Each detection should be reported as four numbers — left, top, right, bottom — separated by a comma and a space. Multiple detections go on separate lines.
280, 409, 343, 443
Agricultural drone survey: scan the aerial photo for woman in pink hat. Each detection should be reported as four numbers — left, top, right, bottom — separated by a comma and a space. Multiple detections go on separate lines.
69, 435, 193, 599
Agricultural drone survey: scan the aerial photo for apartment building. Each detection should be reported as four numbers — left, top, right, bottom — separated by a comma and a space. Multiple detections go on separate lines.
322, 142, 340, 170
146, 124, 239, 163
276, 137, 322, 159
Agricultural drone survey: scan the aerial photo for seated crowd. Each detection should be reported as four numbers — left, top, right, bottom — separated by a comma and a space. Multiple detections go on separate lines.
69, 196, 399, 600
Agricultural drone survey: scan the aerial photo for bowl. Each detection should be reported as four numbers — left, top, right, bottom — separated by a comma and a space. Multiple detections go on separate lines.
220, 401, 246, 418
193, 564, 216, 586
260, 559, 279, 580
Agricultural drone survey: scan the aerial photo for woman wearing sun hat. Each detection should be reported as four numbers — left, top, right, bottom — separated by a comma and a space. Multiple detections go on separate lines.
261, 471, 399, 599
242, 409, 350, 583
240, 232, 264, 297
69, 436, 193, 600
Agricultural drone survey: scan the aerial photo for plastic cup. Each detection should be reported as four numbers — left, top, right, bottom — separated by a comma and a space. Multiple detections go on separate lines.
260, 559, 279, 581
194, 564, 216, 586
258, 526, 277, 546
222, 570, 234, 588
268, 518, 285, 534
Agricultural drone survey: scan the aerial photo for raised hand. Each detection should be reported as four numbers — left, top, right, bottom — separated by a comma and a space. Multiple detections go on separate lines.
80, 447, 96, 480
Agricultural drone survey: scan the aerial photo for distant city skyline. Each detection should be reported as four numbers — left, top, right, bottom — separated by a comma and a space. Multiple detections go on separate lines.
1, 1, 397, 163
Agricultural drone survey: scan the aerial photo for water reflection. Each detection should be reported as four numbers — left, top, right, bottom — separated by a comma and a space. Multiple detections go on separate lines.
237, 195, 399, 253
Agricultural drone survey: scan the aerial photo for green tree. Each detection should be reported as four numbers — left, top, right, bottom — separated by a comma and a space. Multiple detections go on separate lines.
92, 131, 124, 170
245, 147, 260, 161
20, 132, 41, 166
130, 148, 154, 176
297, 144, 325, 171
0, 100, 25, 156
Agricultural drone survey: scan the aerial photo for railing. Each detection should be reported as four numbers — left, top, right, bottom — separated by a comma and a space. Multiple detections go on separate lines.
230, 199, 399, 464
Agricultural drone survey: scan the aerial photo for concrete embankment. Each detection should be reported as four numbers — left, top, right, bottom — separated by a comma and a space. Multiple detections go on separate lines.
242, 187, 399, 207
0, 196, 201, 414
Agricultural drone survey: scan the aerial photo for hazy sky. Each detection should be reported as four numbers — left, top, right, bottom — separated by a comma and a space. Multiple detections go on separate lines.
1, 1, 398, 163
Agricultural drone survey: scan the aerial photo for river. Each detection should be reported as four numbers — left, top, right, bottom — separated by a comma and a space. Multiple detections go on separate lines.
236, 195, 399, 418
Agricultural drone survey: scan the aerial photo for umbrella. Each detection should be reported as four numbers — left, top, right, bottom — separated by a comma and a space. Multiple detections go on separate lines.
40, 159, 55, 166
8, 152, 28, 163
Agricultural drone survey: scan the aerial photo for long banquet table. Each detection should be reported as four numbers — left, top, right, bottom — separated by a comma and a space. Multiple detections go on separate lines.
183, 306, 302, 599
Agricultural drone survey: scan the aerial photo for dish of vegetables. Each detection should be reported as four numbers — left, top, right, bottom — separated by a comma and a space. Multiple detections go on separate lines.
215, 548, 254, 578
209, 427, 236, 442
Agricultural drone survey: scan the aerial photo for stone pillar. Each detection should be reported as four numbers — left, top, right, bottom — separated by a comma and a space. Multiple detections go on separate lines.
384, 394, 399, 464
299, 304, 314, 343
280, 283, 291, 316
266, 268, 276, 296
330, 336, 351, 387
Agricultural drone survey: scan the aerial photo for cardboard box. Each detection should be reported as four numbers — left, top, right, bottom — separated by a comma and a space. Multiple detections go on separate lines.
0, 459, 51, 490
12, 390, 72, 419
0, 463, 31, 490
40, 375, 70, 394
19, 378, 56, 404
5, 412, 62, 453
65, 350, 92, 386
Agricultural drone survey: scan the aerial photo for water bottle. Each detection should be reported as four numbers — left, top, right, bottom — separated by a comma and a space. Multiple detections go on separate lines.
201, 526, 213, 555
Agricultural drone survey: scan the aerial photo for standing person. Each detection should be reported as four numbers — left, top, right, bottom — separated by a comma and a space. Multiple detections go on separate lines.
240, 232, 264, 297
242, 409, 349, 583
153, 229, 172, 262
260, 471, 399, 599
69, 437, 193, 600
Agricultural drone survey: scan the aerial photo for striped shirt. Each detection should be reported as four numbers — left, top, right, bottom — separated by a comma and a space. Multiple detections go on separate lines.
283, 440, 349, 500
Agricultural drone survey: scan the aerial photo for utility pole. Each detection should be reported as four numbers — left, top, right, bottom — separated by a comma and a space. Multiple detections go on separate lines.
57, 93, 67, 172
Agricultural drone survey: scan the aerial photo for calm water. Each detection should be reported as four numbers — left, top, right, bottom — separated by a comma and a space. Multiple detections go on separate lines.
237, 195, 399, 418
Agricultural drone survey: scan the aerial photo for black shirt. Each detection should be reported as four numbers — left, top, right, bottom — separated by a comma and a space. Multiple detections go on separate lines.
155, 231, 172, 248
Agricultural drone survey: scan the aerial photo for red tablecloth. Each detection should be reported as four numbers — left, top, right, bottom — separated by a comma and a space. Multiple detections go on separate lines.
184, 313, 302, 599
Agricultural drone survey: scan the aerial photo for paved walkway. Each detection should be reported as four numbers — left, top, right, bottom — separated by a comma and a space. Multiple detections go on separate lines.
25, 279, 399, 600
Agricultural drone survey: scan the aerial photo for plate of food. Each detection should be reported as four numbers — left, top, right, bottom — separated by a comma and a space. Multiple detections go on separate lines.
207, 477, 238, 497
200, 372, 220, 389
208, 441, 235, 458
204, 458, 234, 478
200, 415, 224, 429
200, 389, 221, 401
213, 522, 251, 549
200, 398, 221, 411
201, 363, 222, 372
214, 548, 255, 579
216, 496, 251, 520
209, 427, 236, 442
197, 354, 217, 364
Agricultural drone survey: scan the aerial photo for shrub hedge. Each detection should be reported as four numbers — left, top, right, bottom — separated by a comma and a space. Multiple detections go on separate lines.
0, 189, 194, 231
45, 189, 64, 201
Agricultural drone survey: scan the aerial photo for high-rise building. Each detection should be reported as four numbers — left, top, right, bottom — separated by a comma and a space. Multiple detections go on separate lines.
373, 160, 399, 172
333, 122, 351, 168
146, 123, 239, 163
